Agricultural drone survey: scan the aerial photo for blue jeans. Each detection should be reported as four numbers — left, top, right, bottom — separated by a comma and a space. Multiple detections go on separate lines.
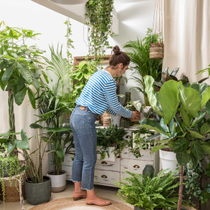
70, 105, 98, 190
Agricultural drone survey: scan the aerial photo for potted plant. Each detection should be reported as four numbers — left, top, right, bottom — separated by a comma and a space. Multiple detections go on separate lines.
0, 22, 48, 136
0, 130, 28, 205
96, 124, 127, 161
34, 82, 73, 192
123, 28, 162, 105
140, 75, 210, 209
115, 169, 179, 210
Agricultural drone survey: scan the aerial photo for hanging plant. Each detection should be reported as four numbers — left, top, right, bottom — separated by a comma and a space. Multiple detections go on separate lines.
85, 0, 114, 61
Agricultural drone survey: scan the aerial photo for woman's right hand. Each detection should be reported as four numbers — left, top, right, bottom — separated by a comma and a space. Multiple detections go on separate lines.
130, 111, 140, 121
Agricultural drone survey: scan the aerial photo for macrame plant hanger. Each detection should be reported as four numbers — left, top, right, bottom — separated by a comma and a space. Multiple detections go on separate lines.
150, 0, 164, 59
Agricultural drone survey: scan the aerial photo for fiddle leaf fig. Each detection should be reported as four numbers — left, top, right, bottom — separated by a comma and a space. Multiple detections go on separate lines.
186, 128, 205, 139
158, 80, 180, 124
191, 141, 204, 160
144, 75, 163, 117
200, 123, 210, 135
179, 87, 201, 118
201, 86, 210, 108
172, 138, 189, 153
176, 152, 189, 166
178, 106, 191, 127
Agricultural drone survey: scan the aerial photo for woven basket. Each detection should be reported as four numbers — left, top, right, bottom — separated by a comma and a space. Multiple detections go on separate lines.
150, 43, 164, 59
102, 112, 111, 127
0, 175, 26, 202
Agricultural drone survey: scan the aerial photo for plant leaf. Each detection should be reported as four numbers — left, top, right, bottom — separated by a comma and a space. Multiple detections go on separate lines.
176, 152, 189, 166
191, 141, 204, 160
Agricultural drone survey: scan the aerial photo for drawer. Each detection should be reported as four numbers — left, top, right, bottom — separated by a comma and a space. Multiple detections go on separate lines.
121, 148, 153, 160
63, 154, 74, 166
95, 158, 120, 172
62, 165, 72, 176
94, 170, 120, 185
121, 159, 154, 174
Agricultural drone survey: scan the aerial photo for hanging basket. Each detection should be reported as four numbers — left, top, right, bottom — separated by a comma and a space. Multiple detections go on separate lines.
150, 43, 164, 59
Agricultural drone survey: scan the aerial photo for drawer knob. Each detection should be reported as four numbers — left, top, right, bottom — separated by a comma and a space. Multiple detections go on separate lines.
133, 165, 140, 169
101, 161, 107, 165
101, 175, 107, 178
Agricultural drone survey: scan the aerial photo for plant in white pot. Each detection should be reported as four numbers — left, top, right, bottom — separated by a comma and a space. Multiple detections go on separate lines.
140, 75, 210, 209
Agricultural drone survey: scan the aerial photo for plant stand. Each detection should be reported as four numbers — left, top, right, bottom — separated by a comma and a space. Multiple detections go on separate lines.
0, 171, 25, 210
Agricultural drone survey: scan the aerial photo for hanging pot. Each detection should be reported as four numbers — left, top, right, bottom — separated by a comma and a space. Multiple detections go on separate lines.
150, 43, 164, 59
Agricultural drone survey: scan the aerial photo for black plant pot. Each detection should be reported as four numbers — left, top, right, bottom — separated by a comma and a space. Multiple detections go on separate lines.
25, 176, 51, 205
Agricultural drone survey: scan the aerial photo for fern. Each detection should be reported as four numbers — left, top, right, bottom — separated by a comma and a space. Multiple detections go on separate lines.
115, 169, 179, 210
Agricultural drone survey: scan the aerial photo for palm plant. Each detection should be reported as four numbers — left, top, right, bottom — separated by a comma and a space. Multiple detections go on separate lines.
123, 28, 162, 103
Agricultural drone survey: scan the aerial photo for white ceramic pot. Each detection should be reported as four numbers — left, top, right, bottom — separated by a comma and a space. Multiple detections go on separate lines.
159, 148, 178, 173
47, 170, 66, 192
110, 114, 121, 126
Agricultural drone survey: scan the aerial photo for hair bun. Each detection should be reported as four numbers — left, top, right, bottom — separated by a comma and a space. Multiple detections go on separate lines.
112, 45, 121, 55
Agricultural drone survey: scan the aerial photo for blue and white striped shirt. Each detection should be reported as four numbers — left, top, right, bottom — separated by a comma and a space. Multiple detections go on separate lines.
76, 70, 132, 118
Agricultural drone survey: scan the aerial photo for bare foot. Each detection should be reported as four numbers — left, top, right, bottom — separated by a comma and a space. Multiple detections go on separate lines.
73, 190, 87, 200
86, 196, 111, 206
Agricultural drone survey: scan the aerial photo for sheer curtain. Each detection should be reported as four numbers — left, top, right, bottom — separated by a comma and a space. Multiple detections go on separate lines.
163, 0, 210, 83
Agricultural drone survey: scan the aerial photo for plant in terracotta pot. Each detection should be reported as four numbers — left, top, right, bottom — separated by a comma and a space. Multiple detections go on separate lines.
115, 169, 179, 210
140, 75, 210, 210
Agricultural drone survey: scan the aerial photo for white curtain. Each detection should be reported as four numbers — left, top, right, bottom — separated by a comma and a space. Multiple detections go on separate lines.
163, 0, 210, 83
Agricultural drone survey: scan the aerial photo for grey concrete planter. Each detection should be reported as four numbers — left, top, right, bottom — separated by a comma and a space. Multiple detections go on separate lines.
47, 170, 66, 192
25, 176, 51, 205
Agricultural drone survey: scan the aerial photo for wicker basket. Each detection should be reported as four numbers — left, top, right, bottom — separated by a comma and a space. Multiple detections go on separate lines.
102, 112, 111, 127
0, 175, 26, 202
150, 43, 164, 59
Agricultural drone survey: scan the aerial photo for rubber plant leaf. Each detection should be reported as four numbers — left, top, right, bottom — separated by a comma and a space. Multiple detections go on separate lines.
140, 119, 170, 136
179, 87, 201, 118
143, 75, 163, 117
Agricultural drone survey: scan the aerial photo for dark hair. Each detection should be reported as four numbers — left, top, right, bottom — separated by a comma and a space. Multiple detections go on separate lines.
109, 45, 130, 68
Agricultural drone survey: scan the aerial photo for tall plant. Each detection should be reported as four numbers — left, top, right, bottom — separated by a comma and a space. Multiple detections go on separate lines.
123, 28, 162, 101
85, 0, 114, 60
0, 21, 48, 135
140, 75, 210, 210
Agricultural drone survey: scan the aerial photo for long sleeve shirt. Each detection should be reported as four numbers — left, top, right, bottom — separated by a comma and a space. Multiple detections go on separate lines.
76, 70, 132, 118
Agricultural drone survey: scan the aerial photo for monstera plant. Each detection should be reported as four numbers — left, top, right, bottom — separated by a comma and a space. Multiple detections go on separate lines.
140, 75, 210, 210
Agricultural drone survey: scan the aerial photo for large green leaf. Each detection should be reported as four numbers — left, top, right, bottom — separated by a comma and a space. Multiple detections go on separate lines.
169, 119, 176, 138
28, 88, 35, 109
176, 152, 189, 166
140, 119, 170, 136
14, 129, 29, 150
55, 141, 64, 162
179, 87, 201, 118
186, 128, 205, 139
30, 123, 43, 129
191, 141, 204, 160
151, 145, 166, 154
206, 100, 210, 117
201, 87, 210, 108
190, 112, 206, 128
201, 144, 210, 155
200, 124, 210, 135
143, 76, 163, 117
178, 107, 191, 128
14, 86, 27, 105
17, 63, 32, 84
46, 127, 71, 133
2, 64, 15, 83
158, 80, 180, 124
172, 138, 189, 153
191, 82, 208, 96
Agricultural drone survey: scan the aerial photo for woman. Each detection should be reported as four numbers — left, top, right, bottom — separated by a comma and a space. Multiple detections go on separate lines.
70, 46, 140, 206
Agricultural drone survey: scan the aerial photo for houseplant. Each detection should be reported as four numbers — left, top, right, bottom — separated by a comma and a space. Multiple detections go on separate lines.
35, 82, 73, 192
0, 22, 48, 135
123, 28, 162, 105
115, 169, 179, 210
0, 130, 28, 205
97, 124, 127, 160
140, 75, 210, 209
85, 0, 114, 60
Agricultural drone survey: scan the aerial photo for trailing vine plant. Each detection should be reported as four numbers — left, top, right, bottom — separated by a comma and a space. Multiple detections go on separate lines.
85, 0, 114, 61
